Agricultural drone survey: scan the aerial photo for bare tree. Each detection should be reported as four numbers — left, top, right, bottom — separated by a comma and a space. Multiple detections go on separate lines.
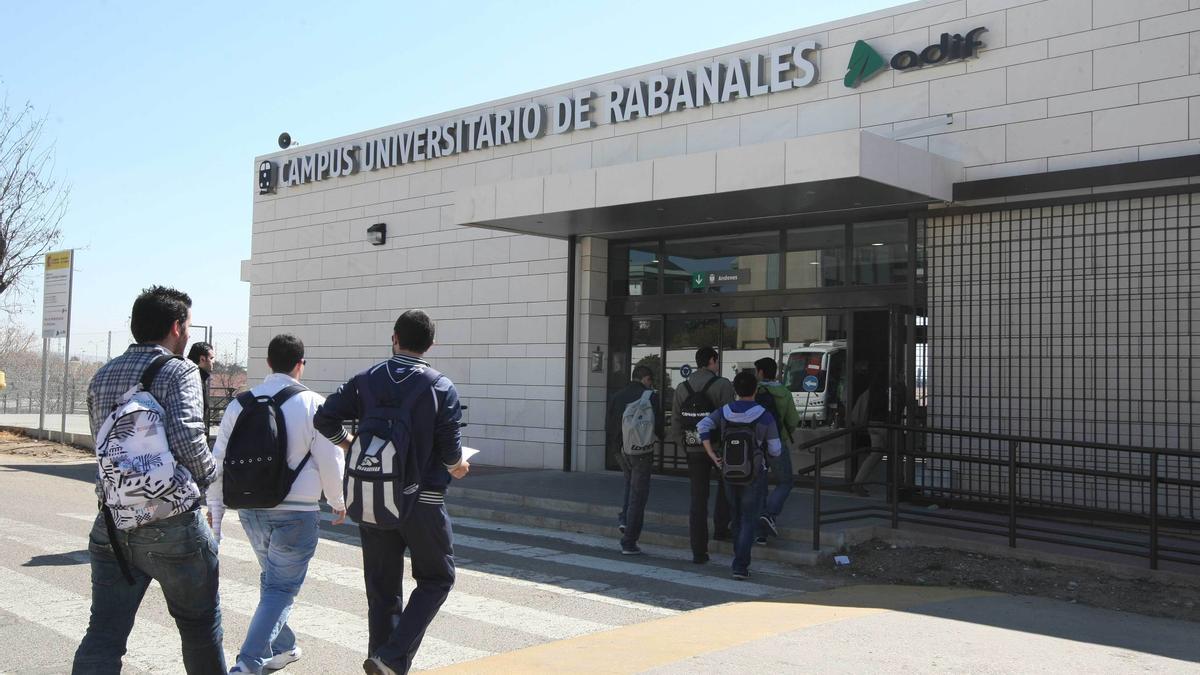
0, 97, 68, 309
0, 321, 36, 359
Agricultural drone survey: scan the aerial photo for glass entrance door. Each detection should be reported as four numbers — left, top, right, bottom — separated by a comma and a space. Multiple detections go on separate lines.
609, 308, 912, 481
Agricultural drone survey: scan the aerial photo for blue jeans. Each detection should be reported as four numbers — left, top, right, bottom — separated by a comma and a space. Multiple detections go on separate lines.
236, 509, 321, 673
617, 452, 653, 547
725, 471, 768, 575
72, 509, 225, 674
758, 450, 794, 536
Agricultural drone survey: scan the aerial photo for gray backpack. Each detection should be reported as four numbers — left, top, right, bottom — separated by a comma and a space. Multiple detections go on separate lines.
620, 390, 656, 455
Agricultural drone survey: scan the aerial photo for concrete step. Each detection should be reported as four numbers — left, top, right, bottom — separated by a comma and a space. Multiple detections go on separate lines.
450, 485, 872, 551
446, 494, 827, 567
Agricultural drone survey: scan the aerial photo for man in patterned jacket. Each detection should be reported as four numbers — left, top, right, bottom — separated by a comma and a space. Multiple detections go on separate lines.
73, 285, 225, 673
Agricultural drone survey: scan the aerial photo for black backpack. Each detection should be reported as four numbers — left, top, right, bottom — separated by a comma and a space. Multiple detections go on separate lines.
679, 377, 718, 448
222, 384, 309, 509
720, 418, 760, 485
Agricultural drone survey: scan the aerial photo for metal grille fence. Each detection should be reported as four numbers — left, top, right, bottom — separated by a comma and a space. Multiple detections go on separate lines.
923, 189, 1198, 520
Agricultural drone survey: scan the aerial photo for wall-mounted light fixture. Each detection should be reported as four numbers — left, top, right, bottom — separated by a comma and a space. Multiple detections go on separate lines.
590, 346, 604, 373
367, 222, 386, 246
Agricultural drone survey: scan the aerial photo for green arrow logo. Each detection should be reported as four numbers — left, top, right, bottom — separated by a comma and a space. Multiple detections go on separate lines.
844, 40, 887, 88
691, 272, 706, 289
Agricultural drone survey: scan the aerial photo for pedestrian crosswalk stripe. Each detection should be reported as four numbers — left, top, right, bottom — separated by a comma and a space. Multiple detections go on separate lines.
299, 509, 792, 599
450, 527, 782, 597
221, 510, 689, 616
455, 558, 694, 615
16, 515, 489, 671
216, 535, 615, 640
0, 559, 188, 674
217, 575, 491, 671
451, 516, 802, 594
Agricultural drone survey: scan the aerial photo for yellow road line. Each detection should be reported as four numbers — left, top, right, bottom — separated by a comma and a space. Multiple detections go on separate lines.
424, 585, 994, 674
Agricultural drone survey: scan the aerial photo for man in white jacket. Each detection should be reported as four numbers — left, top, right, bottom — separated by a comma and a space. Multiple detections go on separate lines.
207, 334, 346, 674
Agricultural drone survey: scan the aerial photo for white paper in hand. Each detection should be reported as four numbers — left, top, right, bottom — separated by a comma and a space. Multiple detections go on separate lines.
461, 447, 480, 461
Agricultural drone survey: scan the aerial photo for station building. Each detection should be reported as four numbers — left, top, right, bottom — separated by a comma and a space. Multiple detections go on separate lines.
246, 0, 1199, 522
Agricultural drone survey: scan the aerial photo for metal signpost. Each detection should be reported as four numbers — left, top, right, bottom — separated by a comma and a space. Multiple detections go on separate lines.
39, 250, 73, 438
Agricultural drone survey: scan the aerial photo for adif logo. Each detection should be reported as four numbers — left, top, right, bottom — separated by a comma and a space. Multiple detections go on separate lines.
844, 40, 887, 88
844, 27, 987, 89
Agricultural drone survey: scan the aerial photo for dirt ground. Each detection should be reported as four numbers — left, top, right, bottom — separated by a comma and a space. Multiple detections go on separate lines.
2, 430, 1196, 624
0, 429, 90, 458
818, 539, 1200, 623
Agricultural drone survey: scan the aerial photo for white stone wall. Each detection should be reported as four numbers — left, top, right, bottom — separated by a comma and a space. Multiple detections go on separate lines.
247, 0, 1200, 469
247, 169, 570, 468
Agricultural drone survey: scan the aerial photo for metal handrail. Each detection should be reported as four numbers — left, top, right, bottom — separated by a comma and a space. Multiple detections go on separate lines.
803, 422, 1199, 570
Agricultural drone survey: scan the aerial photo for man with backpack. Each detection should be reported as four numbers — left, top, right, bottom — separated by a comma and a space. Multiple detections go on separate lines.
671, 346, 735, 564
313, 310, 469, 675
753, 356, 800, 545
207, 334, 347, 674
606, 364, 664, 555
696, 371, 783, 580
74, 286, 225, 673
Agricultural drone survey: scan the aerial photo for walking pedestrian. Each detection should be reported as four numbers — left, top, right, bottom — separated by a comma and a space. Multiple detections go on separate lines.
187, 341, 215, 431
208, 334, 347, 673
74, 286, 225, 674
671, 346, 735, 564
607, 364, 663, 555
313, 310, 470, 675
753, 356, 799, 543
697, 370, 782, 580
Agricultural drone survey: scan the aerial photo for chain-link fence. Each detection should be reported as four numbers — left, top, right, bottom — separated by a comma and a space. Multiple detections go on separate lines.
0, 324, 248, 427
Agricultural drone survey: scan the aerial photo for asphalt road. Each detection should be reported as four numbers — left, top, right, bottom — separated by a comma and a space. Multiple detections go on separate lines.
0, 454, 828, 673
2, 454, 1198, 674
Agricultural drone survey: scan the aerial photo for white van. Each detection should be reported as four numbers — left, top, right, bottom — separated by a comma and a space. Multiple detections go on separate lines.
781, 340, 846, 425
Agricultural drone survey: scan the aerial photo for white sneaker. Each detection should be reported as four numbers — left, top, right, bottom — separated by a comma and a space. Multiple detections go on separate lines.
265, 646, 302, 670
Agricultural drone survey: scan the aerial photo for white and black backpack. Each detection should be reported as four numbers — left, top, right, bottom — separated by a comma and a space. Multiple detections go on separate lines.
94, 354, 201, 531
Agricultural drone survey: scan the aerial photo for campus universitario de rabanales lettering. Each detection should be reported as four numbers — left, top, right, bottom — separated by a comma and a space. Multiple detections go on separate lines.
271, 41, 818, 189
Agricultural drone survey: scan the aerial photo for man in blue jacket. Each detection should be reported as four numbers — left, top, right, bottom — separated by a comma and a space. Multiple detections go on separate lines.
314, 310, 469, 675
696, 371, 782, 580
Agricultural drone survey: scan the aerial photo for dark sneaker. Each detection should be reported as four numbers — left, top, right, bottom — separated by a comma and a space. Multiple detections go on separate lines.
755, 536, 767, 545
759, 514, 779, 537
363, 657, 398, 675
692, 553, 710, 564
732, 570, 750, 580
620, 544, 643, 555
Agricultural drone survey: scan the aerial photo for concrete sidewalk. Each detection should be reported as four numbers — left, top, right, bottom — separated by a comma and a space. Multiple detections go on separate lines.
427, 584, 1200, 673
448, 466, 884, 567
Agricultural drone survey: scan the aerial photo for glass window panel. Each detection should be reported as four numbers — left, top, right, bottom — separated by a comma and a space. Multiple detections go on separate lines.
785, 224, 845, 289
852, 220, 909, 284
781, 313, 848, 426
663, 233, 779, 294
719, 316, 781, 381
628, 243, 660, 296
610, 241, 659, 297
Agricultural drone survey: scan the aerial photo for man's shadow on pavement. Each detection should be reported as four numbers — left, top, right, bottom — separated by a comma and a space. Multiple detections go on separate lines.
2, 461, 95, 484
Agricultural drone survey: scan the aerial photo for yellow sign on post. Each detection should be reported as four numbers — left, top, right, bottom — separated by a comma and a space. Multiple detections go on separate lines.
45, 251, 72, 271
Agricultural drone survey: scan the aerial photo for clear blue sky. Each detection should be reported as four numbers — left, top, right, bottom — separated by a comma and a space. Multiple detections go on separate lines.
2, 0, 896, 363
